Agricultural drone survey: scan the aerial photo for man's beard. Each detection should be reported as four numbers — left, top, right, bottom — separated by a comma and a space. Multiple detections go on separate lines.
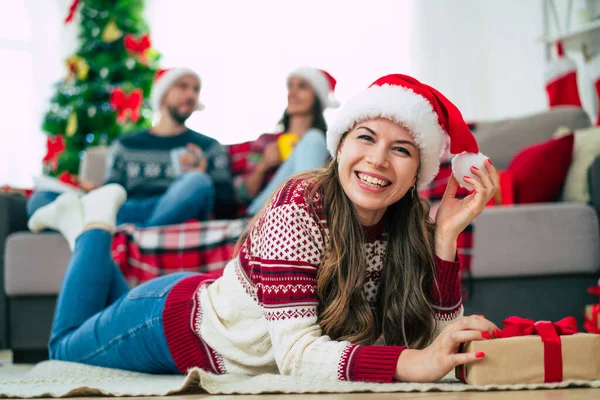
167, 104, 193, 125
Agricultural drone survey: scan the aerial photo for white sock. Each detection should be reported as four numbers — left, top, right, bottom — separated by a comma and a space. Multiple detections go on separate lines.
28, 192, 84, 251
81, 184, 127, 231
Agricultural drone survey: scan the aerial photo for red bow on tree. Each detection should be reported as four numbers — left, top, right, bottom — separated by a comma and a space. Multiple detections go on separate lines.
124, 34, 151, 64
58, 171, 79, 188
110, 88, 143, 123
64, 0, 79, 24
496, 316, 579, 383
43, 135, 66, 171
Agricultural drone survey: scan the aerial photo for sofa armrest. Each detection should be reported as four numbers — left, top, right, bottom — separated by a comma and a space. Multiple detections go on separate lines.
588, 155, 600, 216
0, 193, 28, 349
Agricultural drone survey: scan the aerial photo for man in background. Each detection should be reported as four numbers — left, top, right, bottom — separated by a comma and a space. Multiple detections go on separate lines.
28, 67, 237, 228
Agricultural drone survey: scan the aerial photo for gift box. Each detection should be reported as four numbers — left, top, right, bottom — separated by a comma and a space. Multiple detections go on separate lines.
456, 316, 600, 385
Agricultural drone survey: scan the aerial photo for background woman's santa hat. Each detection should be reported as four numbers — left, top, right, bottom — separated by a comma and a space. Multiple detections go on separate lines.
150, 67, 204, 111
287, 67, 340, 110
326, 73, 488, 188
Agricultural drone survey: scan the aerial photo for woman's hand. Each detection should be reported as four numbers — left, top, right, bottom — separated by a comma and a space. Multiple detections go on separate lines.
435, 160, 499, 241
394, 315, 499, 382
260, 142, 282, 170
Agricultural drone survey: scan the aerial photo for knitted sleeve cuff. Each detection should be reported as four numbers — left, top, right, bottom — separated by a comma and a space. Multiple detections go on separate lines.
338, 345, 406, 382
431, 255, 462, 314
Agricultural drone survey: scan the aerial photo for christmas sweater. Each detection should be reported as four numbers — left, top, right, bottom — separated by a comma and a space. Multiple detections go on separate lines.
104, 129, 236, 219
163, 177, 463, 382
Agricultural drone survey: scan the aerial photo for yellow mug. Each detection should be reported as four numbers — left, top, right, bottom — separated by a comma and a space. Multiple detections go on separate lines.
277, 133, 299, 161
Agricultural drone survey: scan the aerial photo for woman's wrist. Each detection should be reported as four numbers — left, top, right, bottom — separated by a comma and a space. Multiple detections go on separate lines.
434, 230, 458, 262
255, 160, 270, 174
394, 349, 423, 382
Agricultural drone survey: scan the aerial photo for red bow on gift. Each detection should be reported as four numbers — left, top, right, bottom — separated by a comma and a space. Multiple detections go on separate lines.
496, 316, 579, 383
110, 88, 143, 123
589, 284, 600, 299
124, 34, 151, 64
585, 304, 600, 334
64, 0, 79, 24
43, 135, 66, 171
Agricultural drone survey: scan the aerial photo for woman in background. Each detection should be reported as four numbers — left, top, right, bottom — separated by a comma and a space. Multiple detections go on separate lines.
236, 67, 339, 215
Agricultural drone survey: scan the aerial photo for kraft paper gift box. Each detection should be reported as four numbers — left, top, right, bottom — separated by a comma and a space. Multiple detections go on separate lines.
456, 316, 600, 385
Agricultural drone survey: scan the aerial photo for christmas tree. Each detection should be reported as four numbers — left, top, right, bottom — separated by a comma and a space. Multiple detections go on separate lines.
42, 0, 160, 182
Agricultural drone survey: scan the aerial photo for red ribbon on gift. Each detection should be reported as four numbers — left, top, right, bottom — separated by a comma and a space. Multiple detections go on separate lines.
496, 316, 578, 383
110, 88, 143, 123
584, 304, 600, 334
124, 34, 151, 64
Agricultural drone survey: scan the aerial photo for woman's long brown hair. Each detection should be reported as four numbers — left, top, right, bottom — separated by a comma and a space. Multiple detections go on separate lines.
237, 149, 437, 349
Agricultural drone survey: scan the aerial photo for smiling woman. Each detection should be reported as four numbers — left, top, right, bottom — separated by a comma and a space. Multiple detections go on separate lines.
33, 72, 499, 384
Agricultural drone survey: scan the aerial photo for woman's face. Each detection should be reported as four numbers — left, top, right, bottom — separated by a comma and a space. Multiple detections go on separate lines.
337, 118, 420, 226
286, 76, 316, 116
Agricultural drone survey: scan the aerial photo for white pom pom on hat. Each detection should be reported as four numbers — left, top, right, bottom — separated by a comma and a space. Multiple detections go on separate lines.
150, 67, 204, 112
326, 73, 485, 188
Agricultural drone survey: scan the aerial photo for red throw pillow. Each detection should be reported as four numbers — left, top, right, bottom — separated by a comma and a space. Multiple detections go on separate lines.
506, 133, 574, 204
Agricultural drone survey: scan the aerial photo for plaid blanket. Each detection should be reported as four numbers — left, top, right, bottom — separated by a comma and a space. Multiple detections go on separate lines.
112, 219, 247, 287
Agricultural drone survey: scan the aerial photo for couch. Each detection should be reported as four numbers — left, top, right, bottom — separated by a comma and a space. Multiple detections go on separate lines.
2, 107, 599, 362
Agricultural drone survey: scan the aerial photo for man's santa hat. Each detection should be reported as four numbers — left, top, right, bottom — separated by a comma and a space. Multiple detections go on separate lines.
150, 67, 204, 111
326, 74, 487, 188
287, 67, 340, 110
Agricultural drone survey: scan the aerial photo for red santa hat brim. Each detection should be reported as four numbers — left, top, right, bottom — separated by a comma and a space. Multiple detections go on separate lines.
150, 67, 204, 112
288, 67, 340, 110
326, 83, 446, 187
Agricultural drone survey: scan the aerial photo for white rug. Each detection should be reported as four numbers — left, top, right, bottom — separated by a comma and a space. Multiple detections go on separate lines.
1, 361, 599, 398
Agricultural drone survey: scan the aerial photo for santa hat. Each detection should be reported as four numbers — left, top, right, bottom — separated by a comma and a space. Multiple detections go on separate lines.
287, 67, 340, 110
150, 67, 204, 111
544, 41, 582, 108
326, 73, 487, 188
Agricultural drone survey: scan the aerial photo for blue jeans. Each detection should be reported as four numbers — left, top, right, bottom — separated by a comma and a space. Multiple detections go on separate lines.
247, 129, 329, 215
49, 228, 194, 373
27, 172, 215, 227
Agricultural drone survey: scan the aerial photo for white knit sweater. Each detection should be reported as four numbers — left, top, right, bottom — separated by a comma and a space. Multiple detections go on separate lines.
163, 177, 463, 382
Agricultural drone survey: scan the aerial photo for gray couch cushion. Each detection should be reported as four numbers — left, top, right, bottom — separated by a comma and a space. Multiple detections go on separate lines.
471, 203, 600, 278
4, 232, 70, 296
475, 107, 591, 170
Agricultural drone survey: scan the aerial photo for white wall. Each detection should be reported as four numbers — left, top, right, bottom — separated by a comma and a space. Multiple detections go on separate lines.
410, 0, 548, 122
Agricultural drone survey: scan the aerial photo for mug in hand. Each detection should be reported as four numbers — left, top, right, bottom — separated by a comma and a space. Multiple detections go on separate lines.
170, 147, 202, 176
